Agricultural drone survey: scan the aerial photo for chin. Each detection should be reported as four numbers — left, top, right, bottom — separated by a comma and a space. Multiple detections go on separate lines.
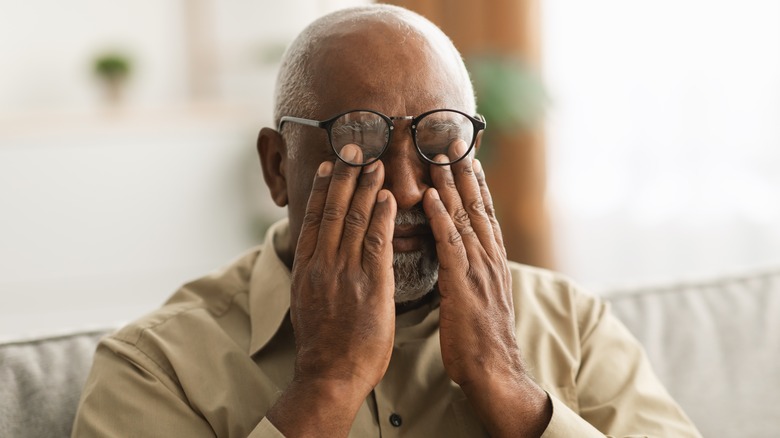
392, 248, 439, 304
394, 288, 434, 305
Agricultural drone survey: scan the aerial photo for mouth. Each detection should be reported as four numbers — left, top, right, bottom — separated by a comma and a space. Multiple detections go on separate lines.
392, 225, 434, 252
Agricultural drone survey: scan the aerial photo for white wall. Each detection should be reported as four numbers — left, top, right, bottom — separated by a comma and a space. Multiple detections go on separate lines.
0, 0, 370, 339
0, 106, 280, 338
542, 1, 780, 289
0, 0, 189, 113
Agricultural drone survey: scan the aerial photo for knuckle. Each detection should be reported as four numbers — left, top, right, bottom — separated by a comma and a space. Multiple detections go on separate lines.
363, 229, 387, 254
452, 208, 471, 229
344, 208, 370, 230
465, 198, 485, 216
302, 210, 322, 226
321, 205, 347, 223
483, 201, 496, 217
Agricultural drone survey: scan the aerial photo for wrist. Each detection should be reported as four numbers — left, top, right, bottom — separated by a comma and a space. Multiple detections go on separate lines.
461, 372, 552, 438
267, 377, 370, 437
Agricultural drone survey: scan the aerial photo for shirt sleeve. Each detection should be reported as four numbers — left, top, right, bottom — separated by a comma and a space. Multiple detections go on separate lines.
71, 338, 282, 438
542, 294, 702, 438
542, 394, 604, 437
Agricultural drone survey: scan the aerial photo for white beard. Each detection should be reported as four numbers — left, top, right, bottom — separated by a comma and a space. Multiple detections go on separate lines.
392, 209, 439, 303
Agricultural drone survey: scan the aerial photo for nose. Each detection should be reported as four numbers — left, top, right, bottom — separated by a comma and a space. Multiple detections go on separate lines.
381, 125, 430, 211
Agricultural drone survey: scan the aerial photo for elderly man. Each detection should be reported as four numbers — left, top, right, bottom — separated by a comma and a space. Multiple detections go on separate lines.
73, 5, 700, 437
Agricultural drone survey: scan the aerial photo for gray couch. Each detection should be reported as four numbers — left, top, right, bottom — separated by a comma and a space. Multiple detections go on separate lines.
605, 267, 780, 437
1, 329, 110, 438
2, 267, 779, 437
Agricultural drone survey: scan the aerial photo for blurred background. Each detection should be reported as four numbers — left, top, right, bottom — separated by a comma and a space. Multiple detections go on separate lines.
2, 0, 779, 338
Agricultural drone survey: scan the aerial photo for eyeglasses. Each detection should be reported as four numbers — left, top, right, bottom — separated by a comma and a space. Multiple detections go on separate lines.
278, 109, 486, 166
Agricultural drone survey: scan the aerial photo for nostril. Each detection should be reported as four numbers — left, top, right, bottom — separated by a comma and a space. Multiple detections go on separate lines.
383, 171, 428, 212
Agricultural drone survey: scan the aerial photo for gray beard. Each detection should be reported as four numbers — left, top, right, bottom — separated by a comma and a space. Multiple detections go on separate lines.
392, 208, 439, 304
393, 249, 438, 303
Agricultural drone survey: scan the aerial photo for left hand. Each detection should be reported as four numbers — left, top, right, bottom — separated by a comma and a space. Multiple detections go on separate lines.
423, 140, 551, 436
423, 140, 521, 387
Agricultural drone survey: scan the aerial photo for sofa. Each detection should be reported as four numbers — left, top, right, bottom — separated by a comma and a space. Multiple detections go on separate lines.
2, 267, 779, 437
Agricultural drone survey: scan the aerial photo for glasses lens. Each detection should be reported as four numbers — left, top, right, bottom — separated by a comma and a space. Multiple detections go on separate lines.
330, 111, 390, 165
415, 110, 475, 163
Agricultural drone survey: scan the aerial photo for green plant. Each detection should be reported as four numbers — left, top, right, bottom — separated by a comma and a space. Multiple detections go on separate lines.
467, 54, 547, 132
93, 53, 131, 81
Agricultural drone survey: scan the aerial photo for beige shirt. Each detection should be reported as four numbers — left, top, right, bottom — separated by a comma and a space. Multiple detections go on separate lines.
72, 219, 700, 437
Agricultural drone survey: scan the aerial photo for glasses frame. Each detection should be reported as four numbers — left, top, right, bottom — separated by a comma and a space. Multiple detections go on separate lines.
278, 108, 486, 167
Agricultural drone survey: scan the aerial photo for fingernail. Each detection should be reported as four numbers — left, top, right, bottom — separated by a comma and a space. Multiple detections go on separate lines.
454, 139, 468, 157
429, 189, 440, 200
363, 160, 379, 174
377, 190, 389, 202
341, 144, 358, 162
473, 159, 483, 174
434, 154, 449, 164
317, 161, 332, 177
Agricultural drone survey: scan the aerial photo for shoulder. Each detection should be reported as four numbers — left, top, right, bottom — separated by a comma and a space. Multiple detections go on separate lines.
507, 261, 607, 343
508, 261, 602, 306
101, 248, 263, 375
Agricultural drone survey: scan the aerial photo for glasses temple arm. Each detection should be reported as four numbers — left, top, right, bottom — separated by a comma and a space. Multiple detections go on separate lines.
278, 116, 324, 131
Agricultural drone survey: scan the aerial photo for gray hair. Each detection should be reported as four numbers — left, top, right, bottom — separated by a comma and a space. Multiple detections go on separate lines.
273, 4, 476, 158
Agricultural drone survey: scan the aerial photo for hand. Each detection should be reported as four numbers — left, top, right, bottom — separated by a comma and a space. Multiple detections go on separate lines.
267, 145, 397, 436
424, 141, 518, 386
423, 141, 551, 436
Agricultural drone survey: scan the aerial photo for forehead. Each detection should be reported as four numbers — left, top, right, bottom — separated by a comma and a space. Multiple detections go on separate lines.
309, 19, 468, 117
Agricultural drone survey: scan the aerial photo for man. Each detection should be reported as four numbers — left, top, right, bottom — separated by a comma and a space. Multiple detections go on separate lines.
72, 5, 700, 437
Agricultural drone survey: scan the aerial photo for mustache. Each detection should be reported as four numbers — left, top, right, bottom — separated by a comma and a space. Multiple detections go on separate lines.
395, 206, 429, 226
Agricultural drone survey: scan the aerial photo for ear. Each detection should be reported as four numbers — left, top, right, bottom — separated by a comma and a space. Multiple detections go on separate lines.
257, 127, 288, 207
473, 130, 485, 155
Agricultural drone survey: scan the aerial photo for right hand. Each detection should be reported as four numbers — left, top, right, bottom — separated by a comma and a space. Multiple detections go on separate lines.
289, 144, 397, 401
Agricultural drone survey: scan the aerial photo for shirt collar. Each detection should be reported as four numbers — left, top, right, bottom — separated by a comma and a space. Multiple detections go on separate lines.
248, 218, 293, 356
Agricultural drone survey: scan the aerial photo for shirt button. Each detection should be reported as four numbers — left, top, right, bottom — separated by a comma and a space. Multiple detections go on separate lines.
389, 413, 403, 427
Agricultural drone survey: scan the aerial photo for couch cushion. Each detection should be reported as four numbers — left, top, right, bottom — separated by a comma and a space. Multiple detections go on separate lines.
0, 329, 112, 438
605, 267, 780, 438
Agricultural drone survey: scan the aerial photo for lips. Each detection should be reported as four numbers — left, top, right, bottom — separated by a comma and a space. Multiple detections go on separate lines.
392, 225, 434, 252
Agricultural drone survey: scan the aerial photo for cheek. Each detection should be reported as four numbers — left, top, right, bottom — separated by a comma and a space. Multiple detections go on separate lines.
286, 164, 319, 240
291, 177, 314, 213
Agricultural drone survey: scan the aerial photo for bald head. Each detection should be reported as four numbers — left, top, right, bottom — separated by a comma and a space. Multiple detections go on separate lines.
274, 4, 475, 157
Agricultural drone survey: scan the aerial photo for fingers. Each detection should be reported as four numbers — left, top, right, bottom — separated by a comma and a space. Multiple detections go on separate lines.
315, 144, 363, 254
423, 188, 467, 271
361, 189, 396, 285
429, 140, 495, 252
473, 159, 506, 255
296, 161, 335, 264
300, 144, 393, 273
341, 159, 386, 255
